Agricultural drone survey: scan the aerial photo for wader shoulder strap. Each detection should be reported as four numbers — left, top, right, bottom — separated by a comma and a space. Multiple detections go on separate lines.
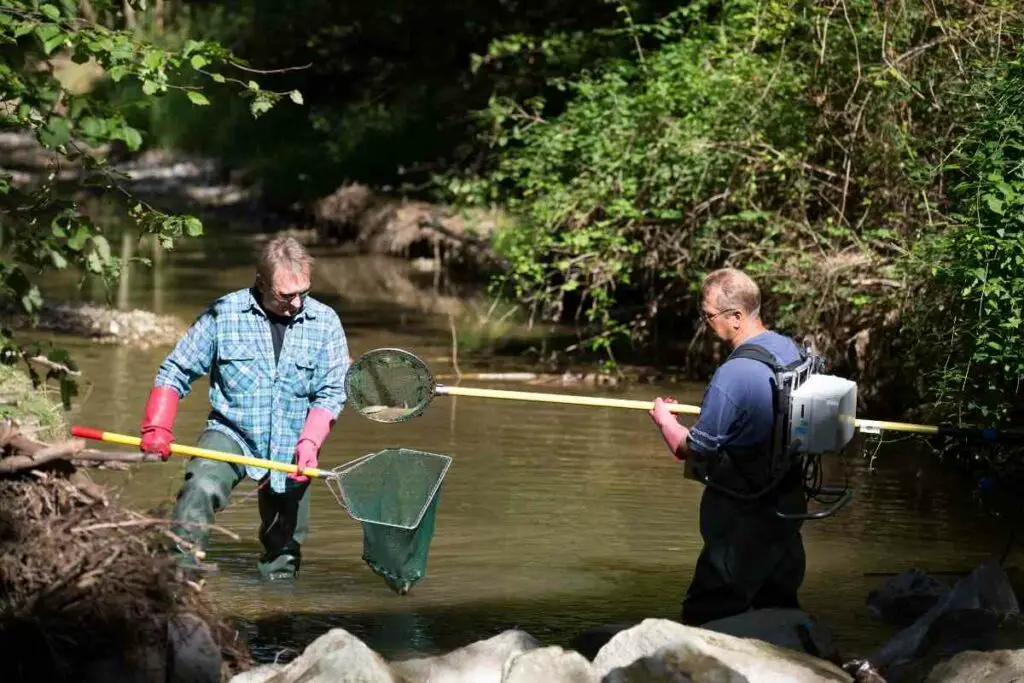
727, 340, 809, 372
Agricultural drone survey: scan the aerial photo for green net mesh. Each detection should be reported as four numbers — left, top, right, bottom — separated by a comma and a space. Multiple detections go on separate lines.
344, 348, 436, 423
327, 447, 451, 595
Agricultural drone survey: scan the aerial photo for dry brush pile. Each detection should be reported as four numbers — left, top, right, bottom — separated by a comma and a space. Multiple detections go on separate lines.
0, 420, 252, 683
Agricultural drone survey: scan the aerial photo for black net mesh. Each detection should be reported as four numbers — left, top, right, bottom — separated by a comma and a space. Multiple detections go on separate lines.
344, 348, 436, 423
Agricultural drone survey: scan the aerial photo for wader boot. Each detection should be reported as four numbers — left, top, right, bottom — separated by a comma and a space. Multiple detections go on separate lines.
256, 475, 311, 580
680, 472, 807, 626
169, 430, 245, 573
169, 429, 311, 580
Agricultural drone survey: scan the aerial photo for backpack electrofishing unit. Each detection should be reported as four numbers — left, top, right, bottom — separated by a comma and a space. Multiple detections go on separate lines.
685, 340, 859, 521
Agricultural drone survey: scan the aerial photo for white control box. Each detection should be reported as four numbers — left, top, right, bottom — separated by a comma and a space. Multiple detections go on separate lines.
788, 374, 858, 453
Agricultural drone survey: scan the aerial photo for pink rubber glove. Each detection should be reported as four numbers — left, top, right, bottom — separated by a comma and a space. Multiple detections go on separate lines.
140, 385, 180, 461
290, 407, 335, 483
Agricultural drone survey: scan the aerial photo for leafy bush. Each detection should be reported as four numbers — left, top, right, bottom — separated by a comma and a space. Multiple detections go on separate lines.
903, 52, 1024, 430
451, 0, 1017, 385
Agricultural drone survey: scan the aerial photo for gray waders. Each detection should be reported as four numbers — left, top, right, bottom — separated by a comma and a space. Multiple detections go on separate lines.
169, 429, 312, 579
680, 468, 807, 626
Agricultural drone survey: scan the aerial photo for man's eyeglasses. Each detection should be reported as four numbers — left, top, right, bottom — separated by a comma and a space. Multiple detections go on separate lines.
700, 308, 737, 325
271, 286, 311, 304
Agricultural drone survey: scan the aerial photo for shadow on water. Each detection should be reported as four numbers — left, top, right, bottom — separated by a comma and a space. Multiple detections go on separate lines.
28, 230, 1023, 664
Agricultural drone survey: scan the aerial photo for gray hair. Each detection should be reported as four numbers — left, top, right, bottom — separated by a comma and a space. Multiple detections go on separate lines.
700, 267, 761, 317
257, 236, 313, 282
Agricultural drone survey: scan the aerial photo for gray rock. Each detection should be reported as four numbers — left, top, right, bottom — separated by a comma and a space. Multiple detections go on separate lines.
592, 618, 852, 682
701, 609, 838, 661
869, 561, 1020, 672
883, 610, 1024, 683
259, 628, 395, 683
601, 647, 750, 682
229, 664, 284, 683
923, 649, 1024, 683
389, 629, 540, 683
167, 613, 222, 683
867, 570, 951, 626
502, 646, 599, 683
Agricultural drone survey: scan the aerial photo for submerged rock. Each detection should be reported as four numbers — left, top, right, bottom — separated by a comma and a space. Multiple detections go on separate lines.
592, 618, 853, 682
867, 570, 951, 626
869, 561, 1020, 676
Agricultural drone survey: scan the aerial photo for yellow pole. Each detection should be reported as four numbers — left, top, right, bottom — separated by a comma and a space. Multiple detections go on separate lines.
437, 385, 703, 415
70, 426, 324, 479
435, 386, 945, 435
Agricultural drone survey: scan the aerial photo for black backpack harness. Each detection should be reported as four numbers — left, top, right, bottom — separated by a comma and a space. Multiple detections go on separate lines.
684, 339, 853, 521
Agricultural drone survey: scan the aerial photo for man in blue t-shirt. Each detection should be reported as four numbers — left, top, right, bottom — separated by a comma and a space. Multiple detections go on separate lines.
649, 267, 808, 625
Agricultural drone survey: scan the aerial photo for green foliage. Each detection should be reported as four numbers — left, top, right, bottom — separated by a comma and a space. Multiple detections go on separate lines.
96, 0, 689, 208
451, 0, 1016, 372
0, 0, 299, 407
903, 52, 1024, 430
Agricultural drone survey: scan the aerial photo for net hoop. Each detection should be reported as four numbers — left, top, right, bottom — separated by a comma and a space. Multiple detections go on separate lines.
344, 347, 438, 423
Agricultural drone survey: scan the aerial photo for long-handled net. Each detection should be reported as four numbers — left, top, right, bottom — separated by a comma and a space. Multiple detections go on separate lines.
70, 426, 450, 595
344, 347, 702, 423
342, 348, 1021, 445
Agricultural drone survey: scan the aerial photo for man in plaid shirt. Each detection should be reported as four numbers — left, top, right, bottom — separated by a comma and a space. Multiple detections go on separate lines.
139, 235, 349, 579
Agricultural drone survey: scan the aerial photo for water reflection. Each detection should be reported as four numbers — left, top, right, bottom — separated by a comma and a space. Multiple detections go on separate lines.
31, 237, 1014, 662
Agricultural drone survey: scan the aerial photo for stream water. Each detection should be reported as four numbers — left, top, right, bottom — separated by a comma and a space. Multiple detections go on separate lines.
38, 231, 1014, 665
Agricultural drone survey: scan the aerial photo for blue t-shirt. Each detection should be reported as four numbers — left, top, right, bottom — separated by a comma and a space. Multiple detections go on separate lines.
687, 331, 803, 457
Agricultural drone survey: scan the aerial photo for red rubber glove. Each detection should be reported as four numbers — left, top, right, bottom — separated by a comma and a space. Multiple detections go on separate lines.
290, 407, 335, 483
140, 385, 180, 461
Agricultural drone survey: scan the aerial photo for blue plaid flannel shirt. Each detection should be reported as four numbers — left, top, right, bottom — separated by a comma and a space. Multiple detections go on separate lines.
153, 288, 349, 493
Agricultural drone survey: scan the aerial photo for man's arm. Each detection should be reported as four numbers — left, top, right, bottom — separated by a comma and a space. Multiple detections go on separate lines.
650, 398, 692, 460
153, 306, 218, 397
686, 384, 741, 458
141, 306, 217, 459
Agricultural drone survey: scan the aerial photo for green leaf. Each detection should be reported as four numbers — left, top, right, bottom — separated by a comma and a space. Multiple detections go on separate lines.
22, 285, 43, 315
210, 73, 226, 83
250, 92, 275, 118
190, 54, 210, 70
115, 126, 143, 152
184, 217, 203, 237
38, 116, 71, 148
143, 50, 164, 71
187, 91, 211, 106
67, 224, 90, 251
14, 21, 36, 38
289, 90, 304, 105
40, 4, 61, 21
142, 79, 159, 95
34, 24, 66, 55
